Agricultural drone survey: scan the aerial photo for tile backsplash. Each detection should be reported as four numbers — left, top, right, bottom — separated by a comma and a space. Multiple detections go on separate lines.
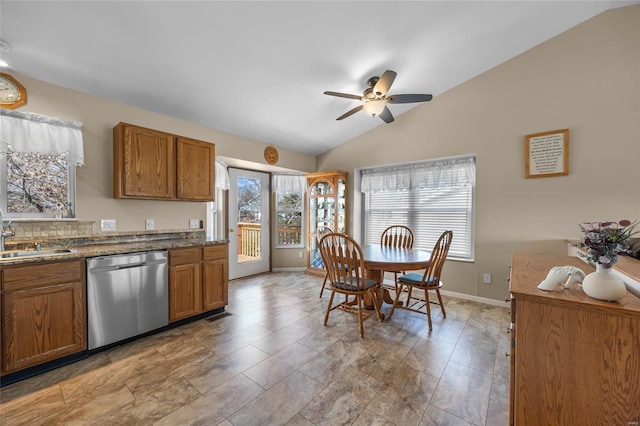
9, 221, 96, 239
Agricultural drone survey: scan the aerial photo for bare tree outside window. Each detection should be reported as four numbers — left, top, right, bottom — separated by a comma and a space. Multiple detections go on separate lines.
237, 177, 262, 223
3, 146, 73, 217
276, 191, 303, 246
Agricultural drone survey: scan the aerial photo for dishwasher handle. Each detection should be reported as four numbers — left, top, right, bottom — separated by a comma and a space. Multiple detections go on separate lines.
89, 258, 166, 274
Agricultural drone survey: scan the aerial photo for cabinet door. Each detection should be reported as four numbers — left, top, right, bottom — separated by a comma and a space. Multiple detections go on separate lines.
336, 177, 346, 233
176, 137, 215, 201
202, 245, 228, 311
202, 259, 228, 311
2, 281, 86, 374
169, 263, 202, 322
305, 171, 348, 275
114, 123, 175, 199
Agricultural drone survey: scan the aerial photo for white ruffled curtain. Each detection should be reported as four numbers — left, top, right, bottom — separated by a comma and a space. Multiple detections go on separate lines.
215, 158, 230, 190
272, 173, 306, 193
361, 156, 475, 193
0, 109, 84, 166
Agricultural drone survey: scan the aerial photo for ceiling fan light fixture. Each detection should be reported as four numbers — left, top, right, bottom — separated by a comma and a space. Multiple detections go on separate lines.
363, 100, 385, 117
324, 70, 432, 122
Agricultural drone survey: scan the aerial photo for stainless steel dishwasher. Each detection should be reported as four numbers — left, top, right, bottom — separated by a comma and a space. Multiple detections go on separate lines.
87, 251, 168, 350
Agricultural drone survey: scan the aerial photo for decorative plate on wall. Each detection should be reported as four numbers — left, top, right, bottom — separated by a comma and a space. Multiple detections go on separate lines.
264, 146, 279, 164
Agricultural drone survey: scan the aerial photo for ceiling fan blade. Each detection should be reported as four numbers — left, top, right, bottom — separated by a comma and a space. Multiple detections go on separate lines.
324, 91, 362, 100
379, 106, 394, 123
373, 70, 397, 96
386, 94, 433, 103
336, 104, 364, 120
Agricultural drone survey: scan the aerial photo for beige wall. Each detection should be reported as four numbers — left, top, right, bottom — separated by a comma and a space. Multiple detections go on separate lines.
317, 6, 640, 301
12, 73, 316, 267
8, 6, 639, 298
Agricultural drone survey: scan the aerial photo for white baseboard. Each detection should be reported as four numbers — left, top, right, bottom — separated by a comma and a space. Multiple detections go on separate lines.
269, 271, 508, 307
380, 279, 507, 307
438, 289, 507, 307
272, 267, 307, 272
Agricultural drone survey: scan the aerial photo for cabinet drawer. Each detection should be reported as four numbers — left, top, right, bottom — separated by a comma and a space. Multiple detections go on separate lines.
203, 245, 227, 261
1, 259, 84, 291
169, 247, 202, 266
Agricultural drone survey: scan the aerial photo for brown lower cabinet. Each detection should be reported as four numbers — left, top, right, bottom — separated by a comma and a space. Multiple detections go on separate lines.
169, 244, 228, 322
509, 252, 640, 425
0, 245, 227, 379
1, 259, 86, 375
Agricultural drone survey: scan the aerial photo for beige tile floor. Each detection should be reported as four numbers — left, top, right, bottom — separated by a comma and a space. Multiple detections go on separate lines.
0, 272, 510, 426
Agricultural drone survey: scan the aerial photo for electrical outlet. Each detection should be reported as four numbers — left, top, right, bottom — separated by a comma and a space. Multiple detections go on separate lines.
189, 219, 200, 229
145, 219, 155, 230
483, 273, 492, 284
100, 219, 116, 232
298, 251, 304, 258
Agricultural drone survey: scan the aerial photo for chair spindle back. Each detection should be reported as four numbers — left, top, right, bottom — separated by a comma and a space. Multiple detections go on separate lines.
380, 225, 414, 249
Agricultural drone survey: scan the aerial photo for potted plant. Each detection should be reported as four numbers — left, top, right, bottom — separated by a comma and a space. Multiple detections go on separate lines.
577, 219, 637, 301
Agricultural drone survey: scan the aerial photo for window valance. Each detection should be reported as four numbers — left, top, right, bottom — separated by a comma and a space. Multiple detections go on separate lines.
361, 155, 475, 193
0, 109, 84, 166
272, 173, 306, 193
215, 158, 230, 190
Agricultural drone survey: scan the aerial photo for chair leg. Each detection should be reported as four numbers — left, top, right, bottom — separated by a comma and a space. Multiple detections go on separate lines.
324, 290, 335, 326
319, 274, 328, 297
436, 288, 446, 318
393, 272, 400, 300
424, 289, 433, 330
371, 287, 382, 322
388, 283, 404, 319
357, 294, 365, 338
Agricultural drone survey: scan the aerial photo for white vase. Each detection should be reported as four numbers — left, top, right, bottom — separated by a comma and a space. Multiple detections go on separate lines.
581, 264, 627, 302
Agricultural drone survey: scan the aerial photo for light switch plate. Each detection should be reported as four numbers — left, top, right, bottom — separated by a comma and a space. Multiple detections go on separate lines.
101, 219, 116, 232
145, 219, 155, 230
189, 219, 200, 229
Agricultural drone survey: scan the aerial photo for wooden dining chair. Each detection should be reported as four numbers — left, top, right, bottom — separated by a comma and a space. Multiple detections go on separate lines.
380, 225, 414, 293
319, 232, 381, 338
388, 230, 453, 330
316, 226, 334, 297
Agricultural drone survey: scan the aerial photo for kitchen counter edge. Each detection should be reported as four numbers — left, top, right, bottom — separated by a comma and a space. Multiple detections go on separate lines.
0, 238, 228, 266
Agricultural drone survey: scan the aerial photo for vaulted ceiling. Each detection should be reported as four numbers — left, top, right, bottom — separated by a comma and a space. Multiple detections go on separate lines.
1, 1, 637, 155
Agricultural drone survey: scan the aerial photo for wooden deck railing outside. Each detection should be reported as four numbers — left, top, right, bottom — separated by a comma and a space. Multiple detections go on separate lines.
237, 223, 302, 261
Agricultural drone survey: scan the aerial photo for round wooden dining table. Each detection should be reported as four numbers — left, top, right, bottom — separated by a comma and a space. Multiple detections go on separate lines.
361, 244, 432, 319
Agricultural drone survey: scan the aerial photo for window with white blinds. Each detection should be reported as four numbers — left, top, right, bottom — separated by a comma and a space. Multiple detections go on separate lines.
361, 155, 475, 261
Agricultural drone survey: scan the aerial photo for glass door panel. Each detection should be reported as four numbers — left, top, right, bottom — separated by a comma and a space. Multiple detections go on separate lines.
228, 168, 269, 280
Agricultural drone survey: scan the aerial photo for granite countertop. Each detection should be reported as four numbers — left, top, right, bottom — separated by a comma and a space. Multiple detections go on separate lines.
0, 230, 228, 266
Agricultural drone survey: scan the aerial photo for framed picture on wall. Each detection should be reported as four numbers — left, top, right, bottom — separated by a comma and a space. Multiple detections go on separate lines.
525, 129, 569, 178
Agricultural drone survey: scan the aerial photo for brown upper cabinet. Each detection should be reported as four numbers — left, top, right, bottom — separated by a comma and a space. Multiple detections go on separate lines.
113, 122, 215, 201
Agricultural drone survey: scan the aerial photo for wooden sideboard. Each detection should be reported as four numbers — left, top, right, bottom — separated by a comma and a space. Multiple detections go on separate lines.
509, 252, 640, 425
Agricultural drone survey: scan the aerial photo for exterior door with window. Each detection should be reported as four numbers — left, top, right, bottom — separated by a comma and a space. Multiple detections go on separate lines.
228, 168, 270, 279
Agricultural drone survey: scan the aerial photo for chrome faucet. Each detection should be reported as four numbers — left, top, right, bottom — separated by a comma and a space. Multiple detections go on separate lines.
1, 209, 16, 252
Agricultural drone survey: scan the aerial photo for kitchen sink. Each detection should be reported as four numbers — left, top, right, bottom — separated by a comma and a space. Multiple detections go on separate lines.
0, 248, 77, 259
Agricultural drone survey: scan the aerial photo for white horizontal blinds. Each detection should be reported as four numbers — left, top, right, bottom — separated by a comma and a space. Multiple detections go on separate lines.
362, 155, 475, 261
